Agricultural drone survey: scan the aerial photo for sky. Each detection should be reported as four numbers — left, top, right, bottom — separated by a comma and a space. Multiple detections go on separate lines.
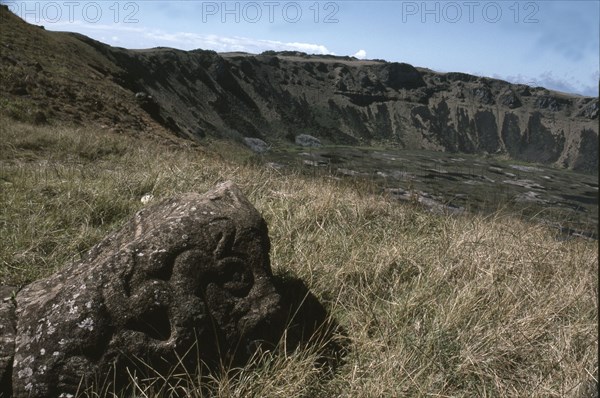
4, 0, 599, 96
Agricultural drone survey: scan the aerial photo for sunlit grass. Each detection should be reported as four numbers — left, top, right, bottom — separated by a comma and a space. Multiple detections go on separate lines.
0, 121, 597, 397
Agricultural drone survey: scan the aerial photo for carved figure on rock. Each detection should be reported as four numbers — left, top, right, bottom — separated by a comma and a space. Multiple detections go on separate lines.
11, 182, 286, 397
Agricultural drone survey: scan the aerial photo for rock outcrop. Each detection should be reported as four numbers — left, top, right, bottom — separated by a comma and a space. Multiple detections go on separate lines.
3, 182, 342, 398
295, 134, 322, 147
243, 137, 269, 153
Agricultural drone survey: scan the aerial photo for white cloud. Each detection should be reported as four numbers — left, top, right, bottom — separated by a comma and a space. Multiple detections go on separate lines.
500, 71, 598, 97
45, 21, 332, 55
353, 49, 367, 59
143, 31, 332, 54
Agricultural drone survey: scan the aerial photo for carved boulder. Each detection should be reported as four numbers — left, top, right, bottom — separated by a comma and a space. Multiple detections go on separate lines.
11, 182, 286, 397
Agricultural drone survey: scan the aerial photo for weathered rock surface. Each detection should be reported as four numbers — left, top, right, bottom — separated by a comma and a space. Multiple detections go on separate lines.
0, 286, 17, 398
11, 182, 289, 397
295, 134, 322, 147
243, 137, 269, 153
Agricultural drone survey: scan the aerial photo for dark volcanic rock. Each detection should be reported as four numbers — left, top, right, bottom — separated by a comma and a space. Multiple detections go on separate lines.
475, 110, 500, 153
519, 112, 565, 163
472, 86, 495, 105
500, 90, 522, 109
501, 113, 522, 157
573, 128, 599, 172
12, 182, 287, 398
377, 62, 425, 90
134, 91, 161, 121
243, 137, 269, 153
445, 72, 479, 83
535, 95, 570, 111
578, 99, 599, 119
295, 134, 322, 147
0, 286, 17, 398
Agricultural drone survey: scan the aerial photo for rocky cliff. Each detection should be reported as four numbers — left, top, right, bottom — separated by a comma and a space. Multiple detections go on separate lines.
1, 6, 598, 172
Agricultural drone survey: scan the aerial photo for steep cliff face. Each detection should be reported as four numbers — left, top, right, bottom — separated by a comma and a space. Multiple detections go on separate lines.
102, 46, 597, 172
1, 6, 597, 172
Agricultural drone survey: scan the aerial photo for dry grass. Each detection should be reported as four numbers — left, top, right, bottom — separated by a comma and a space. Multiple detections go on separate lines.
0, 121, 597, 397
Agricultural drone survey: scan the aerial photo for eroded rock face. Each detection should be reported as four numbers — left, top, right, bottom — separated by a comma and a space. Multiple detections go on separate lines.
12, 182, 286, 398
0, 286, 17, 398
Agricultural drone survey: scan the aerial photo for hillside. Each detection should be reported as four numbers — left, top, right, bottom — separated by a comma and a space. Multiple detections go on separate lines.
1, 5, 598, 172
0, 119, 597, 397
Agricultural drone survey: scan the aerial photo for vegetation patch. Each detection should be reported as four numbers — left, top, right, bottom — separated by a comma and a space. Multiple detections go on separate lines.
0, 121, 597, 397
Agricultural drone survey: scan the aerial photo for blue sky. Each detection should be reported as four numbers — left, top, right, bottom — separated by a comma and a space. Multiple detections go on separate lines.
5, 0, 599, 96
